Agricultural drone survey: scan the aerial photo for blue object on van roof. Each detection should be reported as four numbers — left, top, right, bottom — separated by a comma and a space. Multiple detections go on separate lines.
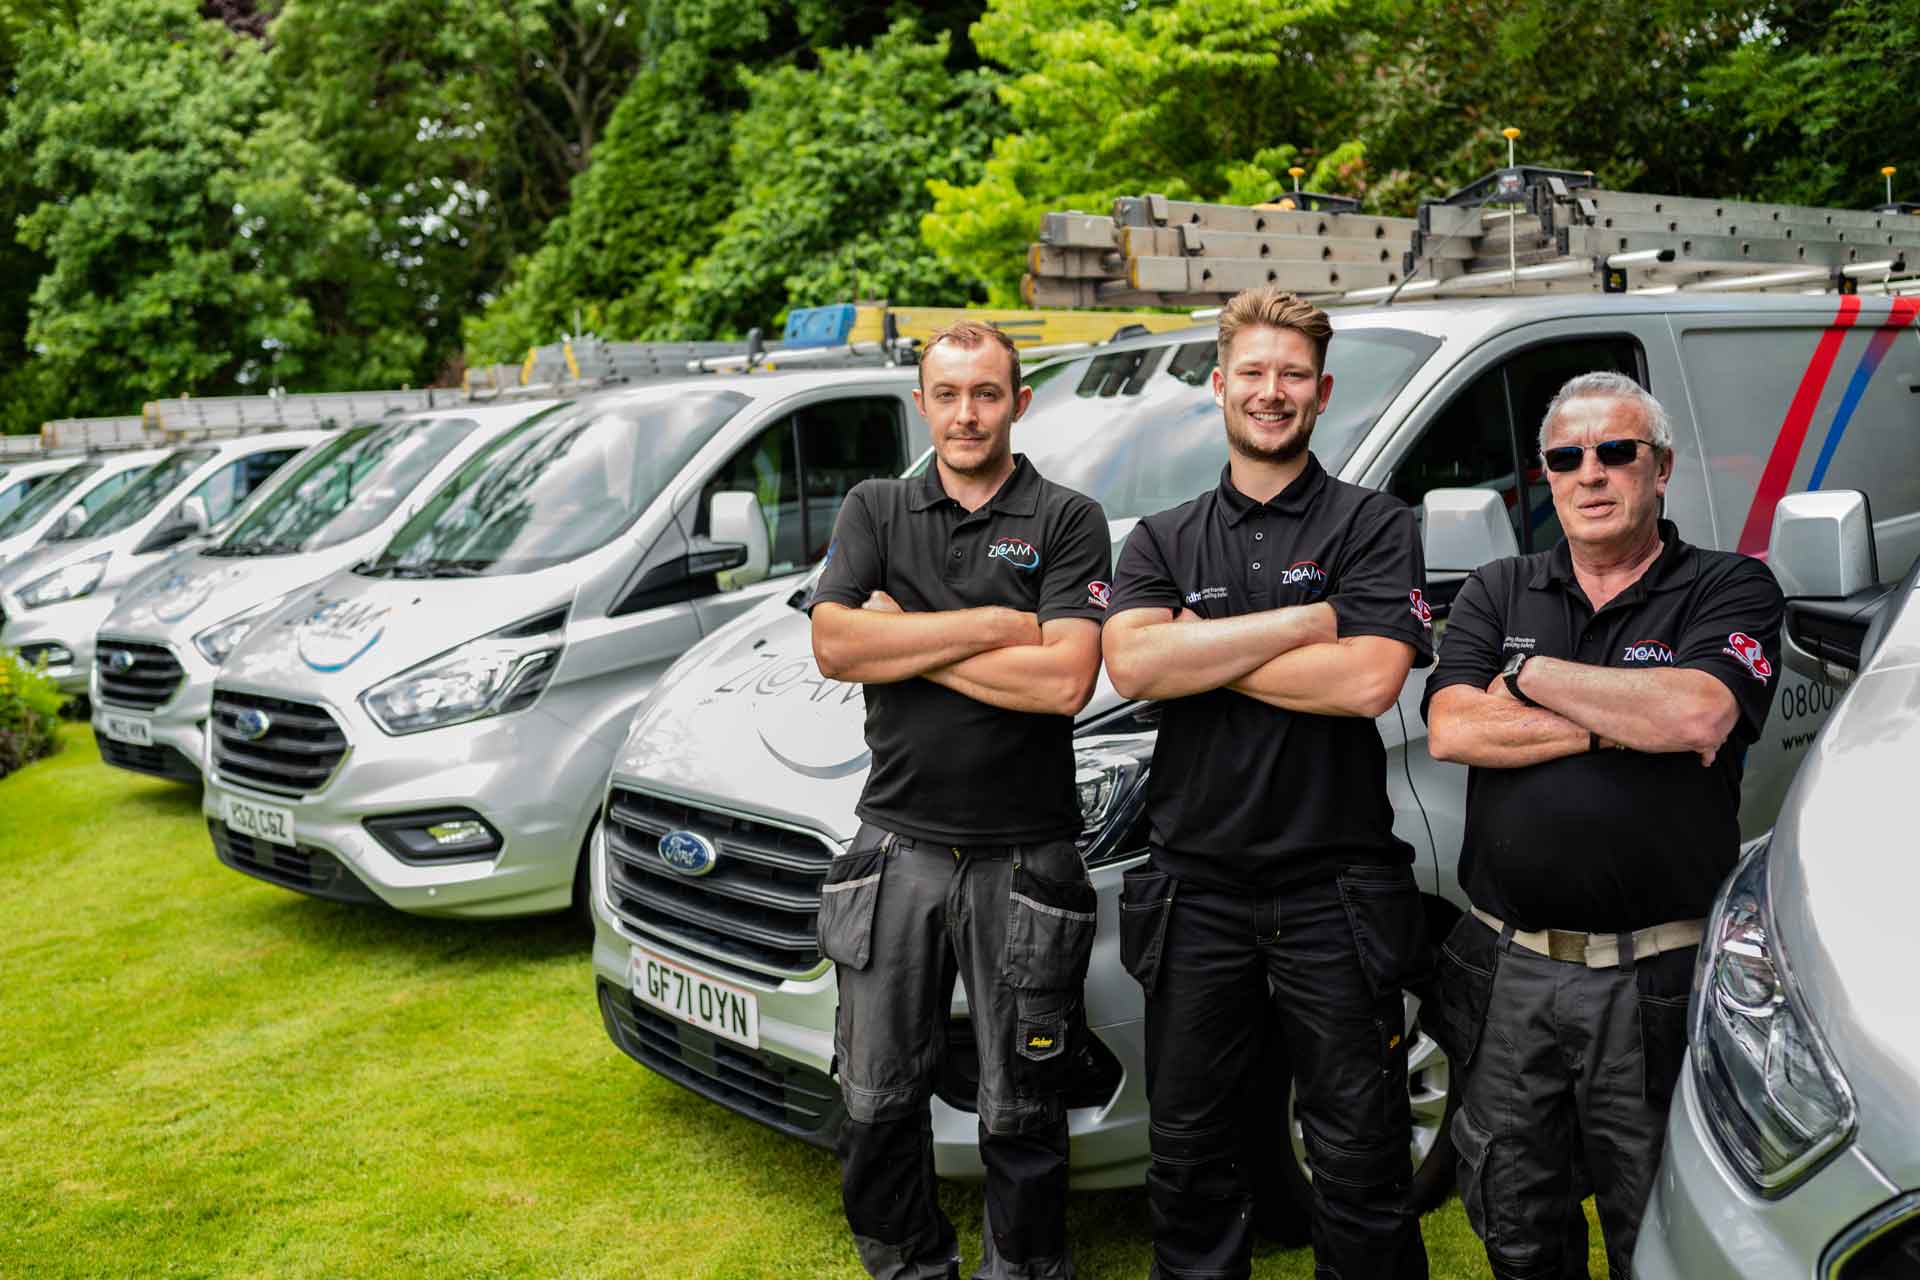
783, 305, 857, 348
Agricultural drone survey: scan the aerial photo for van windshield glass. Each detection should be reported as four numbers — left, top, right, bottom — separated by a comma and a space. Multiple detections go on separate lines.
362, 390, 751, 578
995, 328, 1439, 522
62, 448, 216, 540
213, 416, 483, 557
0, 463, 99, 536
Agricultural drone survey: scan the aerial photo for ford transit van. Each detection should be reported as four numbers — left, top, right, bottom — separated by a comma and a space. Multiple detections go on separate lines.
0, 449, 162, 573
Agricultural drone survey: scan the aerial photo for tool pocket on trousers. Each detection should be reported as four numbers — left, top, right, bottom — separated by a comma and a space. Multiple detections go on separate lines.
1005, 855, 1096, 993
1637, 992, 1691, 1107
1118, 864, 1176, 997
1336, 863, 1432, 1000
1451, 1103, 1494, 1243
1016, 989, 1073, 1066
817, 847, 887, 971
1429, 913, 1500, 1072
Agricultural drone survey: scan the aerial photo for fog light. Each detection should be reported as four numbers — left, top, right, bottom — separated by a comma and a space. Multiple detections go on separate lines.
19, 642, 74, 670
362, 808, 503, 864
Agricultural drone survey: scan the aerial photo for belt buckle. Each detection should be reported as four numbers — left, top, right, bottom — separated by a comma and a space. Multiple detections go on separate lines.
1546, 930, 1589, 963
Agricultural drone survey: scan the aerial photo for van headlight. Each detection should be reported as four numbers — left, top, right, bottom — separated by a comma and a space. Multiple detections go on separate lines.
17, 553, 109, 609
1073, 705, 1158, 866
1692, 838, 1856, 1196
192, 596, 287, 665
361, 642, 561, 735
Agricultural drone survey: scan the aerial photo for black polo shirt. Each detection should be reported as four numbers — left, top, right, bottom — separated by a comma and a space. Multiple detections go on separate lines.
1421, 520, 1784, 932
808, 454, 1111, 844
1107, 455, 1435, 891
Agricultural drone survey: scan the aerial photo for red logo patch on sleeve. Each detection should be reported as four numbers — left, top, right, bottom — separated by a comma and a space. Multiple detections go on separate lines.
1723, 631, 1773, 682
1409, 588, 1433, 627
1087, 581, 1111, 610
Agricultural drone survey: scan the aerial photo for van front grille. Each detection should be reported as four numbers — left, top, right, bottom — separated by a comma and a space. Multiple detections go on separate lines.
210, 690, 348, 797
602, 788, 835, 980
94, 640, 184, 709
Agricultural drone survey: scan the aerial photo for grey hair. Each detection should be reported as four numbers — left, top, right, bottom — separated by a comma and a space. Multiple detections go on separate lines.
1538, 372, 1674, 455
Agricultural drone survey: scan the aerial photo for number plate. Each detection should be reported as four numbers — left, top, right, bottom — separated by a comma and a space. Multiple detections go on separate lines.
630, 944, 759, 1049
222, 793, 296, 848
98, 713, 152, 746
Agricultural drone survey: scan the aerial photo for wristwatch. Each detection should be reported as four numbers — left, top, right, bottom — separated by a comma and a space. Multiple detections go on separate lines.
1501, 652, 1540, 707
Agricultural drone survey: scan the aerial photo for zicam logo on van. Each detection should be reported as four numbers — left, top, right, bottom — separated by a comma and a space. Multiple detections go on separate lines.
296, 597, 391, 672
149, 570, 213, 623
1280, 560, 1327, 591
1723, 631, 1773, 683
1621, 638, 1675, 665
657, 830, 718, 877
986, 536, 1040, 571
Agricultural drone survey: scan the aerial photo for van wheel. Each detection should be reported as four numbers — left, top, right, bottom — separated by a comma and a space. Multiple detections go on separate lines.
568, 815, 598, 933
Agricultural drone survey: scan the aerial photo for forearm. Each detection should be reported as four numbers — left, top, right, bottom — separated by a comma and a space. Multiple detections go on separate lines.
1519, 658, 1735, 755
1229, 636, 1413, 718
1105, 603, 1335, 700
812, 603, 1029, 684
1426, 686, 1593, 767
924, 623, 1101, 715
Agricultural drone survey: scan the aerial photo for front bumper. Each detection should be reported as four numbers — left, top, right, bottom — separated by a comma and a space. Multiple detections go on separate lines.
202, 689, 610, 918
1634, 1061, 1897, 1278
2, 593, 114, 693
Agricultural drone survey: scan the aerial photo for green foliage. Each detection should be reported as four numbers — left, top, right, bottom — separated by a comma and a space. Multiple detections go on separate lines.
0, 650, 64, 777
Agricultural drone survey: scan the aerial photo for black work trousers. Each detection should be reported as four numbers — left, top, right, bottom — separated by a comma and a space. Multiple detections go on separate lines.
821, 825, 1096, 1280
1435, 914, 1694, 1279
1124, 861, 1430, 1280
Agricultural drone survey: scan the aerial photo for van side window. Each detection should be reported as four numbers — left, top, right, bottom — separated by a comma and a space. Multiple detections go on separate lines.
795, 397, 905, 561
189, 450, 300, 524
1391, 337, 1643, 556
696, 420, 805, 576
77, 471, 137, 518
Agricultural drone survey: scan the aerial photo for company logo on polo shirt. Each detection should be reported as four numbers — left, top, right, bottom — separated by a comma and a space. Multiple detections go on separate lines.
986, 536, 1040, 570
1501, 635, 1537, 652
1280, 560, 1327, 591
1408, 589, 1433, 627
1184, 586, 1228, 605
1723, 631, 1773, 682
1087, 580, 1110, 610
1621, 638, 1675, 665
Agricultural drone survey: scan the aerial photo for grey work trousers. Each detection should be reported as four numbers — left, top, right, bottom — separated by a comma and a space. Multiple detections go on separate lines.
1435, 913, 1694, 1279
819, 824, 1097, 1280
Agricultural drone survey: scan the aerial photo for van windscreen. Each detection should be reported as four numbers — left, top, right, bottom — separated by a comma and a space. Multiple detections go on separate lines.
0, 462, 99, 537
61, 448, 217, 540
360, 390, 751, 578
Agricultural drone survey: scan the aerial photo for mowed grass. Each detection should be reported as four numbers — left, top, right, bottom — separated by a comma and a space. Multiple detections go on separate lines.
0, 726, 1597, 1278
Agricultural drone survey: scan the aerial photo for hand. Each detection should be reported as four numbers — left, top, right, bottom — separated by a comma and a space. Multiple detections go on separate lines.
863, 590, 902, 613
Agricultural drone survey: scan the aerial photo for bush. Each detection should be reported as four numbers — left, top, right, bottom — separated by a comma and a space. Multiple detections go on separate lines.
0, 650, 65, 779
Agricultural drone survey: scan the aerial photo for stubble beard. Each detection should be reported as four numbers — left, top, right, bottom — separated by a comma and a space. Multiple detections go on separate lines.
1226, 413, 1312, 465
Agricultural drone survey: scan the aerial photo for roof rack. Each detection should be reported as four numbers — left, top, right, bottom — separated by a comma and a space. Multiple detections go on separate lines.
143, 388, 459, 437
1025, 149, 1920, 308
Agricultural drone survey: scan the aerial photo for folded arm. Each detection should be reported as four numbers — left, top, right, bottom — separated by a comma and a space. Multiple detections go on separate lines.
1102, 602, 1336, 701
811, 599, 1039, 685
1426, 681, 1593, 767
922, 617, 1102, 715
1516, 657, 1738, 764
1230, 634, 1418, 718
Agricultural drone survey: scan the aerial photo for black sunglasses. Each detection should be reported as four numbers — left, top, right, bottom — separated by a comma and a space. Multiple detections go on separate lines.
1542, 438, 1659, 473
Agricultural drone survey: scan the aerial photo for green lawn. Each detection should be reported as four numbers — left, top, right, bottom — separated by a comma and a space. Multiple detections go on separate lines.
0, 726, 1593, 1278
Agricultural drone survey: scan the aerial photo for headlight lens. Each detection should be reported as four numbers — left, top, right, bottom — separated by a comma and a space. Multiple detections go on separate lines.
17, 553, 108, 608
192, 597, 283, 666
1073, 705, 1158, 866
360, 641, 560, 735
1692, 839, 1855, 1195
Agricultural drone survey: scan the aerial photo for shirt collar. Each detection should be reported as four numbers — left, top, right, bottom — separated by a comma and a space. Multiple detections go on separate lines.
1217, 453, 1328, 526
909, 453, 1041, 517
1529, 518, 1699, 596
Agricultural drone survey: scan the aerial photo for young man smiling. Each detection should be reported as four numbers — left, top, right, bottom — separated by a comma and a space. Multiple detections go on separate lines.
1102, 287, 1433, 1280
809, 321, 1111, 1280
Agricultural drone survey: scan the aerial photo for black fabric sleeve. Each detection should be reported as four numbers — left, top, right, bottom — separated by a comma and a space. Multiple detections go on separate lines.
806, 482, 884, 613
1673, 556, 1786, 744
1106, 518, 1181, 618
1419, 565, 1509, 722
1036, 494, 1114, 624
1327, 496, 1435, 667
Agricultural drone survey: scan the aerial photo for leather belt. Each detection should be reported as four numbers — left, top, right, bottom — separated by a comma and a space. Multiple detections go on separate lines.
1472, 907, 1705, 970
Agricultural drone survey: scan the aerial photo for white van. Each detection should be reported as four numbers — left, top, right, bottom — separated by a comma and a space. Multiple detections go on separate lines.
0, 432, 325, 691
0, 449, 163, 573
201, 371, 919, 917
91, 402, 562, 783
585, 294, 1920, 1216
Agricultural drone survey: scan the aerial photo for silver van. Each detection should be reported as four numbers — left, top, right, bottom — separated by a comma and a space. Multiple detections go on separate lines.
91, 402, 562, 783
0, 432, 325, 692
585, 294, 1920, 1213
0, 449, 163, 573
201, 371, 918, 917
1635, 491, 1920, 1278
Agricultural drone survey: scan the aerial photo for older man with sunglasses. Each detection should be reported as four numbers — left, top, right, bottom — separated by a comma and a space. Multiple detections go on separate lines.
1421, 371, 1783, 1278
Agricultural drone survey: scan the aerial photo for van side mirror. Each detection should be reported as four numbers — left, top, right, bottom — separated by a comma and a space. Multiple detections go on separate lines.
57, 506, 87, 536
176, 495, 210, 535
1768, 490, 1893, 682
1422, 488, 1518, 573
708, 490, 770, 590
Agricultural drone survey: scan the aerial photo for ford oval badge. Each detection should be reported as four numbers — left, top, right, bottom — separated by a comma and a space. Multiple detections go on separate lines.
658, 829, 718, 877
235, 708, 272, 741
106, 649, 137, 674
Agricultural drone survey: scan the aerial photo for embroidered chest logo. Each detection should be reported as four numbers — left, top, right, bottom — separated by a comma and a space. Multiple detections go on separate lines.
1723, 631, 1773, 683
986, 536, 1040, 571
1409, 589, 1434, 627
1184, 586, 1229, 605
1501, 635, 1537, 653
1621, 639, 1675, 665
1280, 560, 1327, 592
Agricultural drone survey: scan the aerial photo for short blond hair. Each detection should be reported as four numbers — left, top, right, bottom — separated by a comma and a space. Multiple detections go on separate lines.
1217, 286, 1332, 372
920, 320, 1022, 394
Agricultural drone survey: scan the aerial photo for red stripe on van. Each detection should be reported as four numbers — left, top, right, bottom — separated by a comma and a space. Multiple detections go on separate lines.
1736, 295, 1862, 557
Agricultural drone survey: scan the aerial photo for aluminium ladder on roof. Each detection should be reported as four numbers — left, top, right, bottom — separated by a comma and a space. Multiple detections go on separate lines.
142, 388, 454, 437
1024, 165, 1920, 309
